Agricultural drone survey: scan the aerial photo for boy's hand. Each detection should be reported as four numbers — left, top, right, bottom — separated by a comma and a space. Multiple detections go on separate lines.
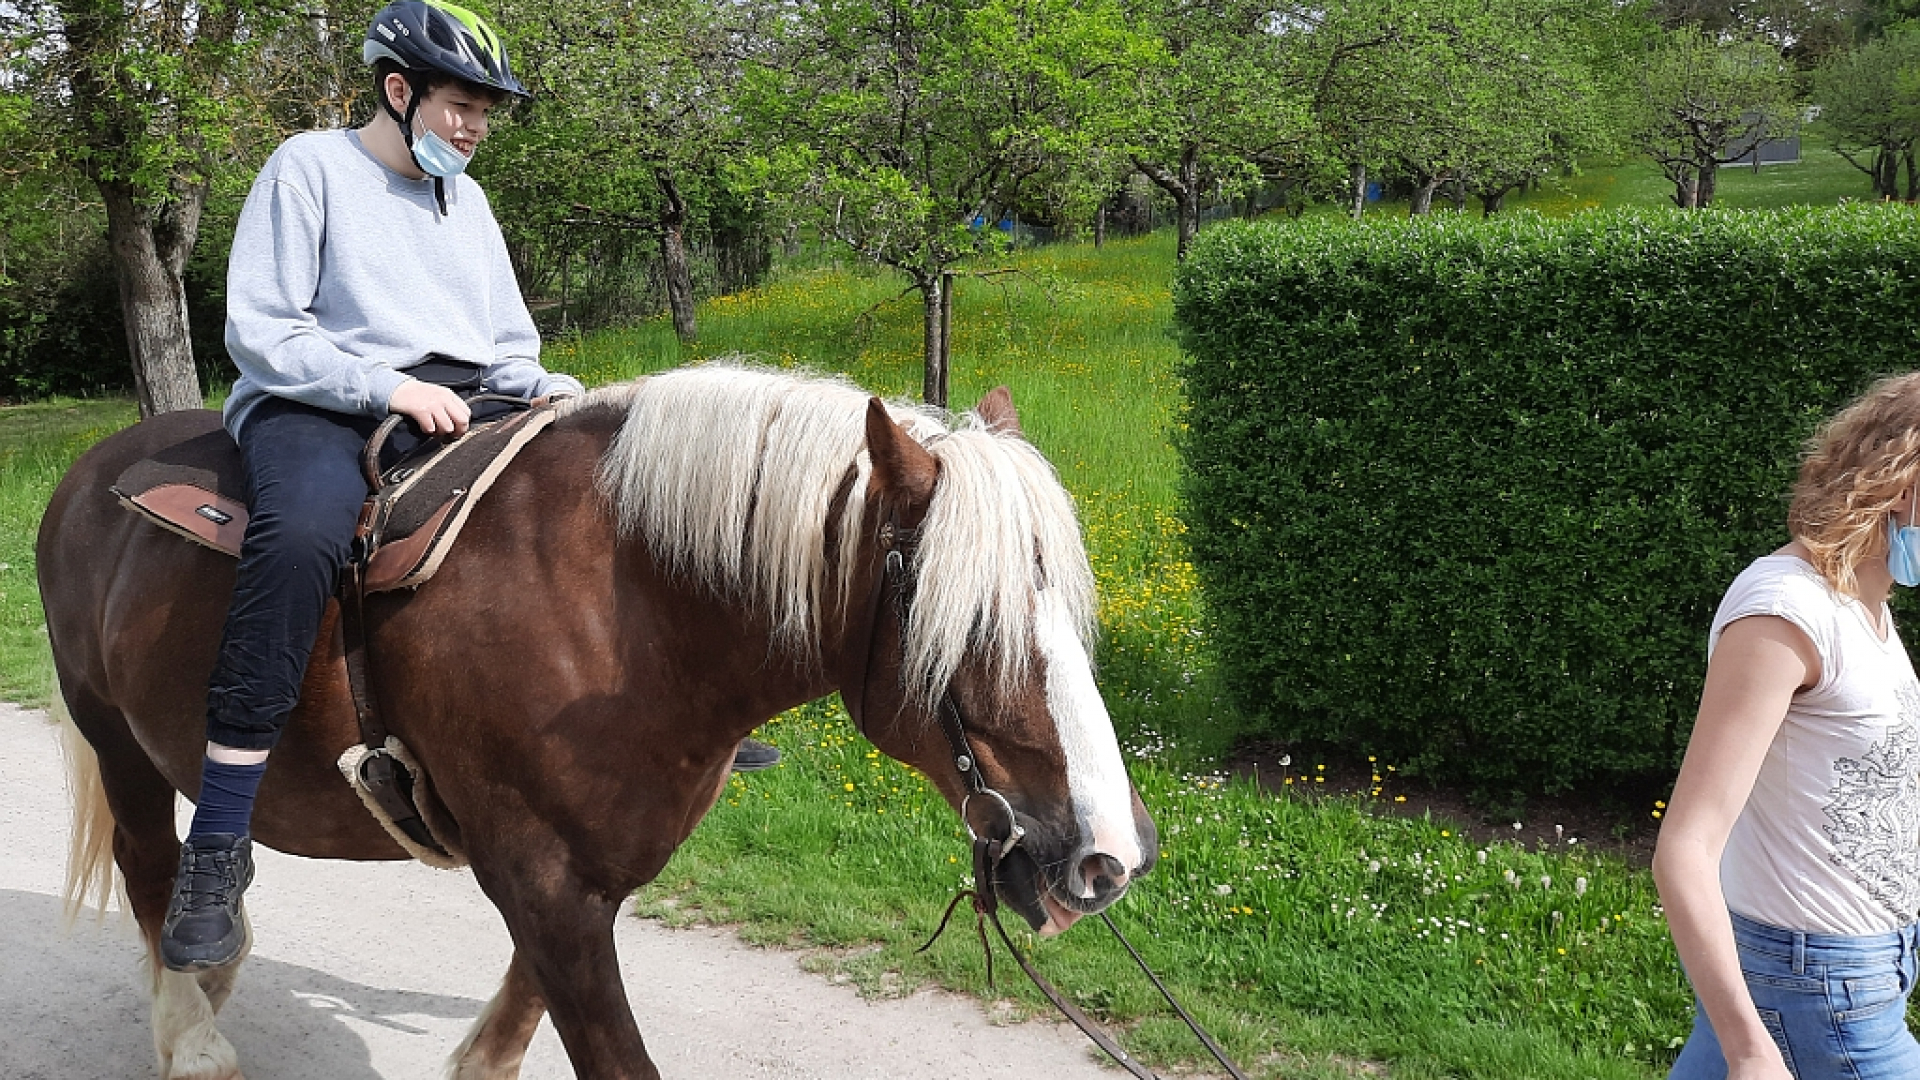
389, 379, 470, 438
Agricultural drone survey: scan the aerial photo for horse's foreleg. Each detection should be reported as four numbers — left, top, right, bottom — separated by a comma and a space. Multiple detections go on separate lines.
474, 865, 656, 1080
447, 949, 547, 1080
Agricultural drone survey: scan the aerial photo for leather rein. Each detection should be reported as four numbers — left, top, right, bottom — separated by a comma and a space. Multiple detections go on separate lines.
848, 511, 1249, 1080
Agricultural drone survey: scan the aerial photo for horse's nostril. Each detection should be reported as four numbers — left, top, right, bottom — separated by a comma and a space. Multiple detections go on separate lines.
1077, 851, 1129, 899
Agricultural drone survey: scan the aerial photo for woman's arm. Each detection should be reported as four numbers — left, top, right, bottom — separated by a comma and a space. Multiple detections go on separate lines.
1652, 614, 1817, 1080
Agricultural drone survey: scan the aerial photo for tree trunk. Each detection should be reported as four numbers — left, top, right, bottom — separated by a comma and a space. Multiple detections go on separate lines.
1696, 161, 1719, 209
920, 272, 948, 408
1409, 176, 1441, 216
100, 179, 205, 417
1479, 189, 1507, 217
1133, 148, 1201, 260
1671, 165, 1698, 210
1448, 180, 1467, 213
1868, 148, 1897, 200
311, 14, 346, 128
655, 169, 697, 343
1348, 163, 1367, 220
1907, 145, 1918, 203
1175, 150, 1200, 261
1094, 202, 1106, 249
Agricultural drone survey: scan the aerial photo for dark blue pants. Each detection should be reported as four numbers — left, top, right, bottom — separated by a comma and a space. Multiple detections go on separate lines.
203, 397, 421, 750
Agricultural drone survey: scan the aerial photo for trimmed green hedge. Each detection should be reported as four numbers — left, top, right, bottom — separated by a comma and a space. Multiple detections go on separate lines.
1173, 209, 1920, 802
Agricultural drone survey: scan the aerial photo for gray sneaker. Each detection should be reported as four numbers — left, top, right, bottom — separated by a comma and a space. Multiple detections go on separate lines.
159, 834, 254, 972
731, 737, 781, 772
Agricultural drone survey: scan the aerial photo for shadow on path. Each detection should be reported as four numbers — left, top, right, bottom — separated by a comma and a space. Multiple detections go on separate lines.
0, 889, 484, 1080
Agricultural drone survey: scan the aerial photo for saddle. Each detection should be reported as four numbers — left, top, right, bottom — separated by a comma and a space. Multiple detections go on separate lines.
111, 401, 556, 593
111, 397, 559, 865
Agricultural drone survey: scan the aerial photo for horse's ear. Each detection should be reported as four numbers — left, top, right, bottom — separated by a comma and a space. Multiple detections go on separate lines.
865, 397, 938, 508
973, 385, 1021, 435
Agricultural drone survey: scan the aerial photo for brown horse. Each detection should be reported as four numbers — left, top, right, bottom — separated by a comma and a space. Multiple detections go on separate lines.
38, 363, 1158, 1080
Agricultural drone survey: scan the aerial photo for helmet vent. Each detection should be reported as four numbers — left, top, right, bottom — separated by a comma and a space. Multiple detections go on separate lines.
426, 14, 457, 51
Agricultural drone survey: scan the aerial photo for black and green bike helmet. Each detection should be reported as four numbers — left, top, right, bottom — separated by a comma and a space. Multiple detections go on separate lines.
362, 0, 529, 101
363, 1, 526, 212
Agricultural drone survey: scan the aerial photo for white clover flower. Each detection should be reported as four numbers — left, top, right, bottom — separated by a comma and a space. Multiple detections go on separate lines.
1575, 877, 1588, 897
1503, 869, 1517, 885
1279, 754, 1291, 767
1215, 883, 1233, 896
1476, 850, 1488, 865
1540, 875, 1552, 890
1368, 860, 1381, 873
1511, 822, 1523, 831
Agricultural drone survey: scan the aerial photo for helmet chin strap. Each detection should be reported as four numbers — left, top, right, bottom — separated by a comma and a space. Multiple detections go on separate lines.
381, 71, 448, 216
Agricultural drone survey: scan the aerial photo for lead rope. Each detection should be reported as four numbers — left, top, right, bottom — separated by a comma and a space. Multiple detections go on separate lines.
917, 838, 1249, 1080
1097, 910, 1251, 1080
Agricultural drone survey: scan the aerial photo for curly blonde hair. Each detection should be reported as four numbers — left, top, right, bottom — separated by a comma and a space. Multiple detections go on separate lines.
1790, 371, 1920, 598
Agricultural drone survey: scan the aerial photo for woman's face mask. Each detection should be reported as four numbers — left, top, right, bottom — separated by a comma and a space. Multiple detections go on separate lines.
1888, 484, 1920, 587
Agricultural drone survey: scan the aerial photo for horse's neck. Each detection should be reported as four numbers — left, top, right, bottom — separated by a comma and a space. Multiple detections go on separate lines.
557, 403, 845, 733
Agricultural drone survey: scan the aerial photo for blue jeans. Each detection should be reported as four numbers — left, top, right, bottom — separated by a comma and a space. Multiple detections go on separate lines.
1670, 911, 1920, 1080
203, 397, 422, 750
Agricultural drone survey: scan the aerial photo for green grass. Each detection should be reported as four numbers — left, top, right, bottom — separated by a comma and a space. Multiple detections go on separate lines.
646, 701, 1688, 1080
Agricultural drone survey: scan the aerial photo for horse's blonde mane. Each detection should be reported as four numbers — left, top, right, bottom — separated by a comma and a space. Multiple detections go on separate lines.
575, 363, 1095, 704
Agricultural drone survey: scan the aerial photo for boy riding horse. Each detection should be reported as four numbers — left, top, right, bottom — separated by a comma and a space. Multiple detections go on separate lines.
164, 0, 777, 973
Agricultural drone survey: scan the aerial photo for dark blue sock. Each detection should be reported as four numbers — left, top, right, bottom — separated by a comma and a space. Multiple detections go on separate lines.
187, 757, 268, 839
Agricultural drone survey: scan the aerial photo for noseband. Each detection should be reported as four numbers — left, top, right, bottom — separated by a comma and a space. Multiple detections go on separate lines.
846, 510, 1248, 1080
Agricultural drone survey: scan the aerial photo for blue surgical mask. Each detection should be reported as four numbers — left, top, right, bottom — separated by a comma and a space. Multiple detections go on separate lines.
410, 123, 471, 178
1889, 511, 1920, 588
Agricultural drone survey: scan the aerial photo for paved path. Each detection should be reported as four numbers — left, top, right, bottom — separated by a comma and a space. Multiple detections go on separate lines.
0, 703, 1117, 1079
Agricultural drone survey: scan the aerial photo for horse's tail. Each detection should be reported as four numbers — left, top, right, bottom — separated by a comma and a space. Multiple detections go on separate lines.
53, 692, 121, 928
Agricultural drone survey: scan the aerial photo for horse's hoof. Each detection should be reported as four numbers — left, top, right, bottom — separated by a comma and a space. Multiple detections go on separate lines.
162, 1027, 243, 1080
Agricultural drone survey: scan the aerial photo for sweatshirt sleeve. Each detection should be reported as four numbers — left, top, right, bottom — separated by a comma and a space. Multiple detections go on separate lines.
479, 211, 585, 400
223, 174, 411, 416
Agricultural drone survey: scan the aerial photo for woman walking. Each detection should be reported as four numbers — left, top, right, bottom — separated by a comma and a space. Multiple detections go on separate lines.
1655, 372, 1920, 1079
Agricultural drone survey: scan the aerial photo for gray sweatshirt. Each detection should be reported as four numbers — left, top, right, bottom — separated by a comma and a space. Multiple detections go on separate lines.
222, 129, 583, 437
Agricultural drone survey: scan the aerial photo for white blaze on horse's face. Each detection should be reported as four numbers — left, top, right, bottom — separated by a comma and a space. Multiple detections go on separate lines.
1034, 587, 1143, 928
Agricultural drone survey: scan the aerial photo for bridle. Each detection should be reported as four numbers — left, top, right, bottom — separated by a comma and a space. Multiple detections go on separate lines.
847, 512, 1025, 855
843, 506, 1249, 1080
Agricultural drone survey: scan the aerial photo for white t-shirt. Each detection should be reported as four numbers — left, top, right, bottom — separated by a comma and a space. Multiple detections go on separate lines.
1711, 555, 1920, 935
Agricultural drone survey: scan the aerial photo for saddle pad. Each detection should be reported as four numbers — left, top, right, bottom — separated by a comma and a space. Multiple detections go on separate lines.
110, 426, 249, 556
112, 407, 555, 592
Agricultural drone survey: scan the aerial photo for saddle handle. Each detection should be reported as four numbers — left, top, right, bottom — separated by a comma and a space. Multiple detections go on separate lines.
360, 394, 535, 490
362, 415, 407, 491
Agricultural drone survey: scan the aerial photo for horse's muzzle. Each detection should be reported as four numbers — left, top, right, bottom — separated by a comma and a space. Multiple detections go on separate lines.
993, 832, 1147, 937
